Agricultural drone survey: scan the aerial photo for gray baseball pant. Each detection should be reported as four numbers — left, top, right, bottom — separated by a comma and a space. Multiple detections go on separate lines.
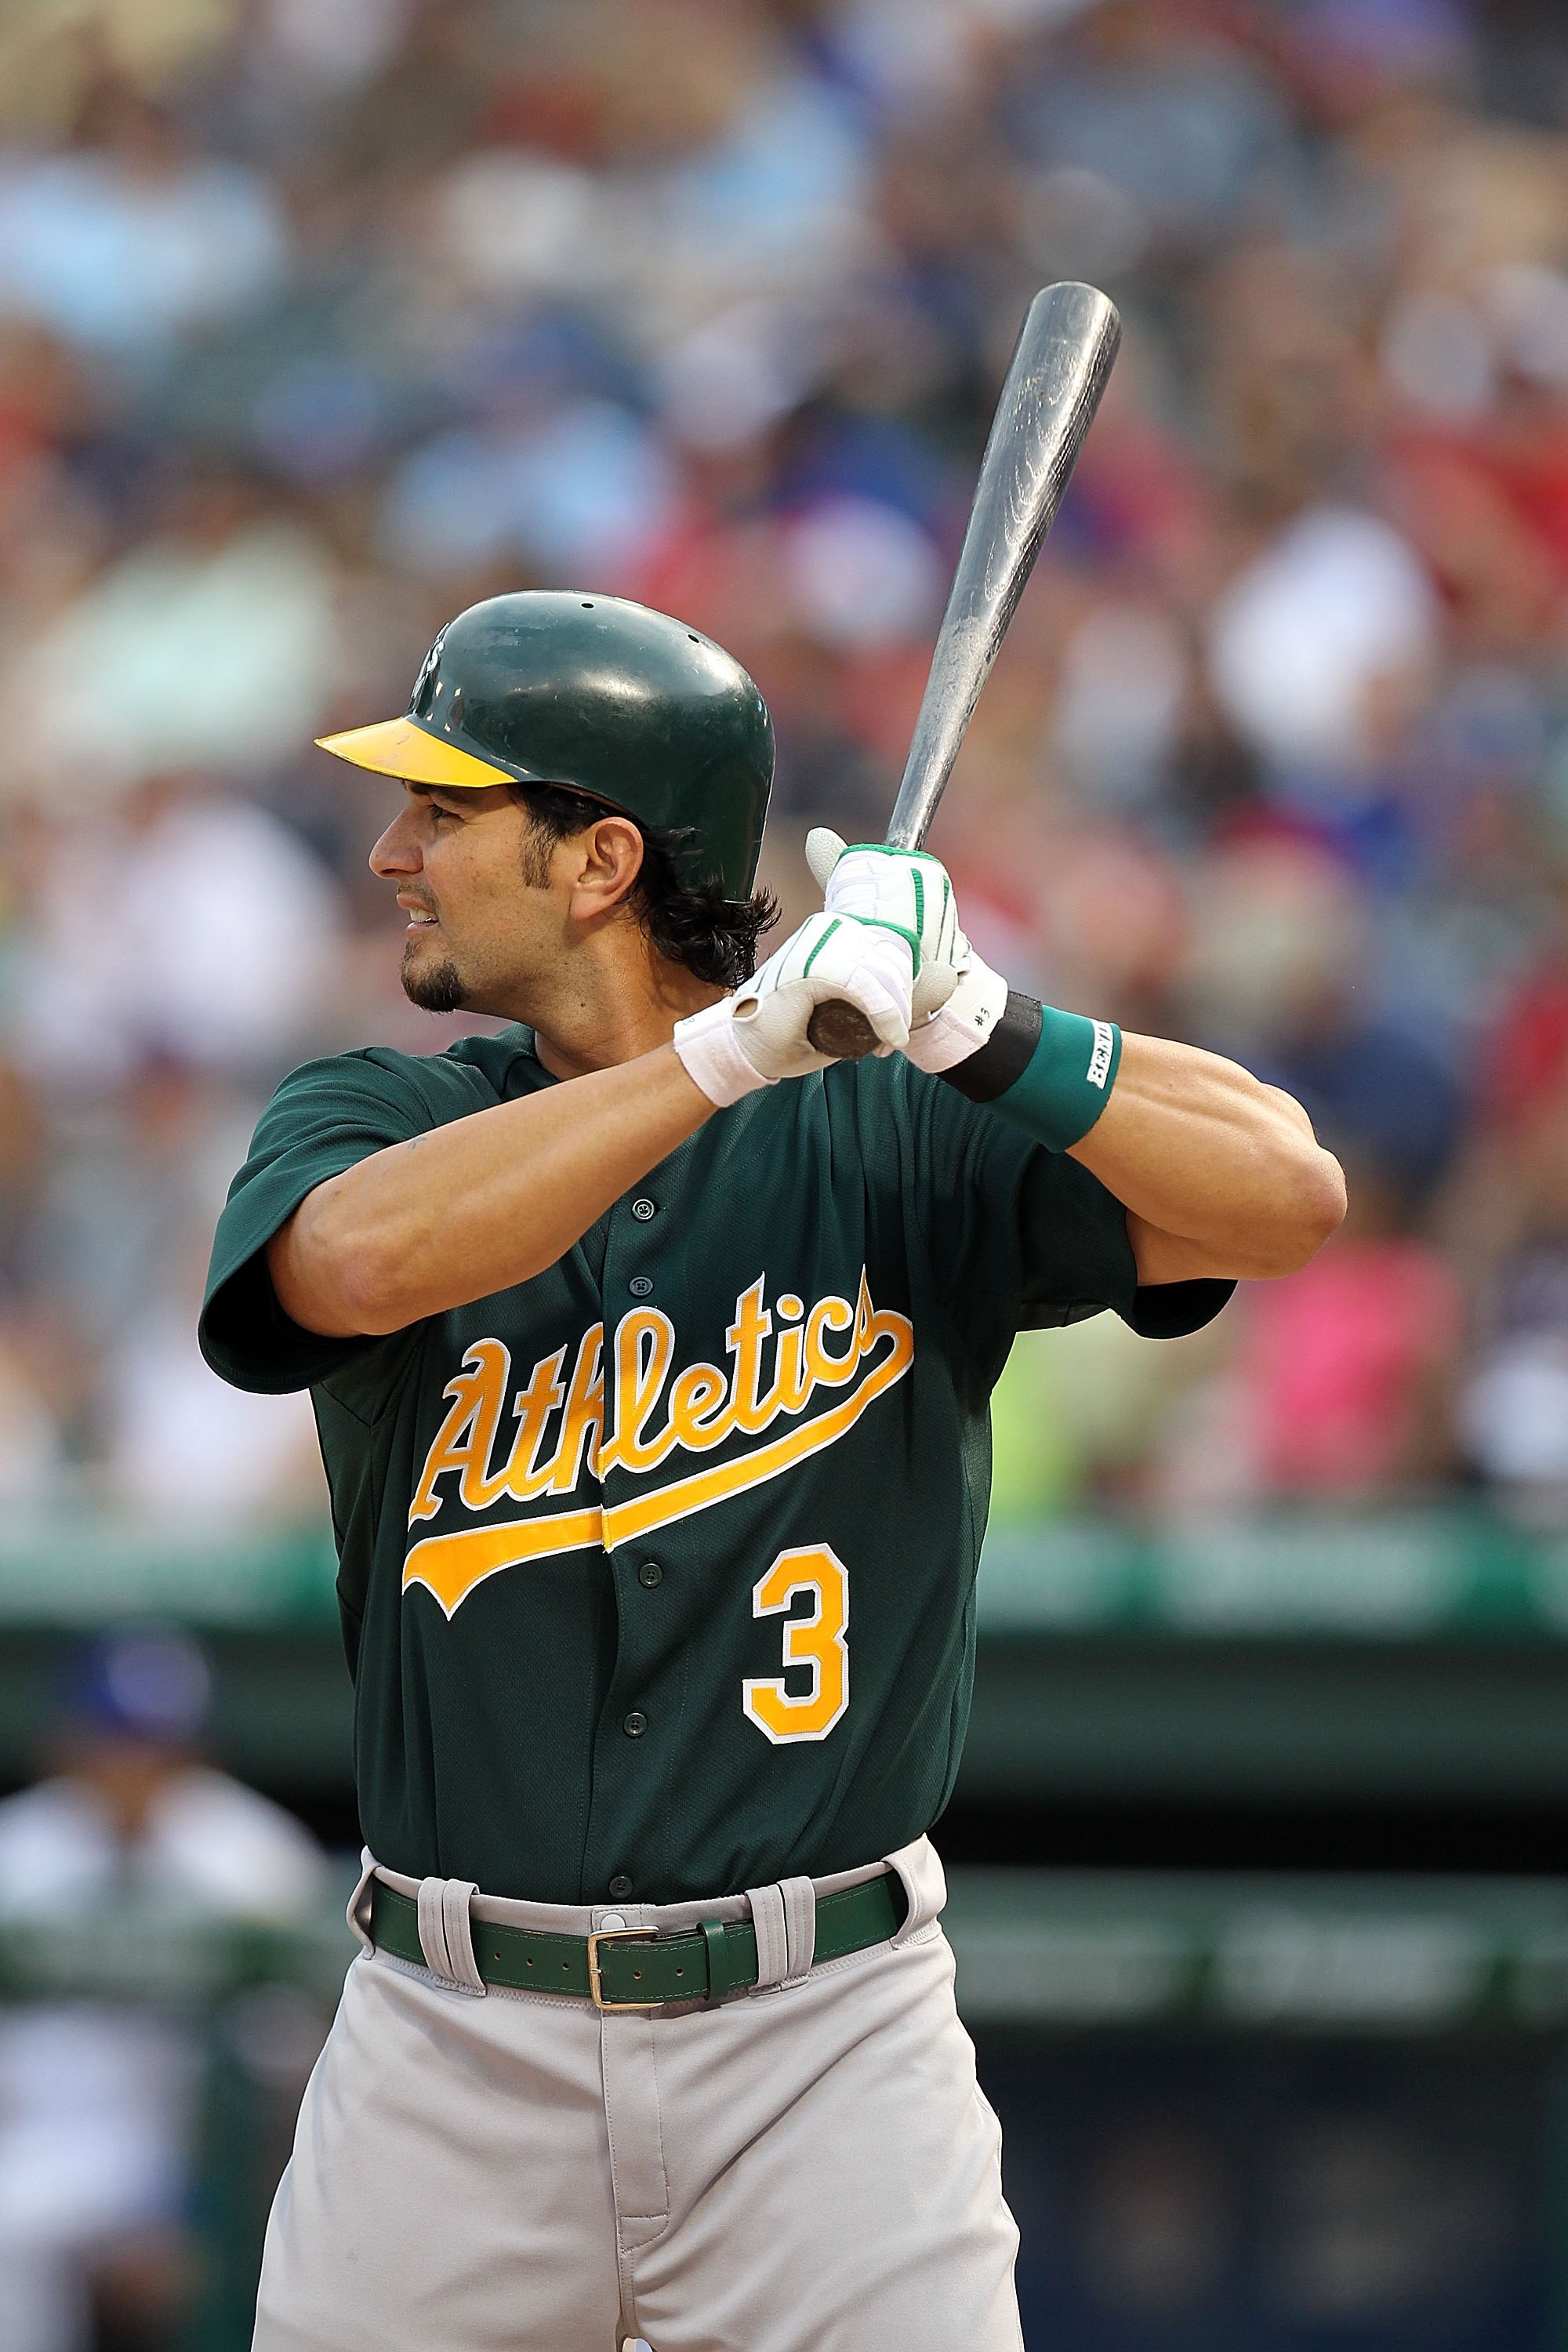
251, 1836, 1022, 2352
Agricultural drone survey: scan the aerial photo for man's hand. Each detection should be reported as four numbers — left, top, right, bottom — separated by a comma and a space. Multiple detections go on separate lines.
673, 910, 913, 1107
807, 830, 1007, 1073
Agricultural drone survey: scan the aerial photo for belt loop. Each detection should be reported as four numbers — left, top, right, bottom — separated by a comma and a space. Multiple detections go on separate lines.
417, 1877, 485, 1994
779, 1875, 815, 1983
441, 1879, 485, 1992
746, 1882, 789, 1989
699, 1918, 735, 2003
886, 1837, 946, 1944
347, 1849, 377, 1953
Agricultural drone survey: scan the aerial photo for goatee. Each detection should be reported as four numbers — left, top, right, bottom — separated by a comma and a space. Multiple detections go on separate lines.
401, 949, 466, 1014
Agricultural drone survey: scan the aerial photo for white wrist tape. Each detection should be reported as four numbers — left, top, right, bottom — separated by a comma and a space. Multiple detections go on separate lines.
671, 998, 772, 1108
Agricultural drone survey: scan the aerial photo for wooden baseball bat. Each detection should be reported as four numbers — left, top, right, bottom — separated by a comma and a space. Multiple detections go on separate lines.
805, 281, 1121, 1060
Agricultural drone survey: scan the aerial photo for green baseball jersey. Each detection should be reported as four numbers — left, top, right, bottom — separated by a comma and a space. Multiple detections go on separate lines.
201, 1029, 1228, 1904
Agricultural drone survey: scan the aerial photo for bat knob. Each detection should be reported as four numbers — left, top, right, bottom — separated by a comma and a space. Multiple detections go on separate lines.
808, 1000, 880, 1062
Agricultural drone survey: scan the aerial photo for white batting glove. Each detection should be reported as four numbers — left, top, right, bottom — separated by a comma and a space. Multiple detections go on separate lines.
806, 829, 1008, 1075
672, 910, 913, 1106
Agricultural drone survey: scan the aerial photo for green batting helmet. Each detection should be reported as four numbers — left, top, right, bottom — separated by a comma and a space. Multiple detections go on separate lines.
318, 591, 774, 898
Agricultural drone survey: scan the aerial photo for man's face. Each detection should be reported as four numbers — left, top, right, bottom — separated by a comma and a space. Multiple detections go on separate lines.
369, 783, 553, 1016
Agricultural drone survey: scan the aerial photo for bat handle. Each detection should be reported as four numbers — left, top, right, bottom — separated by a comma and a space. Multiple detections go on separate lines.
807, 1000, 880, 1061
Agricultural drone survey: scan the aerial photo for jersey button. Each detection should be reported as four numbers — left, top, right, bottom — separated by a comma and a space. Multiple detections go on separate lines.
629, 1275, 654, 1298
623, 1711, 648, 1738
637, 1562, 663, 1589
631, 1197, 656, 1221
608, 1875, 634, 1899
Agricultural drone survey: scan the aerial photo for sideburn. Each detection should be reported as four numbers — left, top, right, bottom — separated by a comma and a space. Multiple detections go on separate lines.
517, 806, 559, 891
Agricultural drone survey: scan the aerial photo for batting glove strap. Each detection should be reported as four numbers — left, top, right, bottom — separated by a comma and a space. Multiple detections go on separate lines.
673, 912, 914, 1106
942, 991, 1122, 1152
672, 996, 771, 1108
902, 953, 1010, 1073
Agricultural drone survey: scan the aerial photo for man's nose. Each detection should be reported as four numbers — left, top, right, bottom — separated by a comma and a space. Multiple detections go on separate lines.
369, 813, 421, 877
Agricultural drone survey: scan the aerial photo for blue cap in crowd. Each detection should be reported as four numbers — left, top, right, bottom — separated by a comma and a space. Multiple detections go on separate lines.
58, 1627, 213, 1747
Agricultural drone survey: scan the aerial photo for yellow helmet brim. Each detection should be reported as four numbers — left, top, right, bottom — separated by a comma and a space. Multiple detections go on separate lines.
314, 715, 517, 791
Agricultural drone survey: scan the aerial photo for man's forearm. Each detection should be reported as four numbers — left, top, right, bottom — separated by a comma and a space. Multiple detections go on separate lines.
1066, 1033, 1346, 1279
815, 844, 1345, 1284
939, 994, 1345, 1279
270, 1045, 715, 1338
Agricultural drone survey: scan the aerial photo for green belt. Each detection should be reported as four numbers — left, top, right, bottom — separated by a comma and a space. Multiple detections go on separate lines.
369, 1871, 906, 2010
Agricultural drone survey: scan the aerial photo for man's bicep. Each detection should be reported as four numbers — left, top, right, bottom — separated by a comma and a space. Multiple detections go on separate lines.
267, 1187, 372, 1340
1014, 1148, 1140, 1323
1127, 1211, 1241, 1285
917, 1069, 1225, 1343
201, 1051, 436, 1392
1016, 1154, 1235, 1338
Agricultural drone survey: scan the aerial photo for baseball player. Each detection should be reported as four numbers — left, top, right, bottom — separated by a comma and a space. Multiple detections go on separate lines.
201, 591, 1345, 2352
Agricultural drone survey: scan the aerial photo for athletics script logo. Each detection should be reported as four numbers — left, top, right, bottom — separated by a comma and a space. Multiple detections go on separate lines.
401, 1271, 914, 1617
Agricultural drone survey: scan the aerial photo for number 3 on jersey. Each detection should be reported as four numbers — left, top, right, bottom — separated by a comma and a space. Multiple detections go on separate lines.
742, 1544, 849, 1744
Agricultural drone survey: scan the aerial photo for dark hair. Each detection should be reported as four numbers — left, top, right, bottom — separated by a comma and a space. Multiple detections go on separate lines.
511, 782, 777, 989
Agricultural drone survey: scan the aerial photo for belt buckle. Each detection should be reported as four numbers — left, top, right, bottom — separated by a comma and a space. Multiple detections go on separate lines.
586, 1925, 660, 2012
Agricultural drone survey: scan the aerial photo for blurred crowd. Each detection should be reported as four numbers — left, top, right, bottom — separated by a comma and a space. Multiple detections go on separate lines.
2, 0, 1568, 1526
0, 1626, 327, 2351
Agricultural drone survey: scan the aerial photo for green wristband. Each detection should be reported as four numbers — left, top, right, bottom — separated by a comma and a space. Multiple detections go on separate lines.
989, 1004, 1121, 1152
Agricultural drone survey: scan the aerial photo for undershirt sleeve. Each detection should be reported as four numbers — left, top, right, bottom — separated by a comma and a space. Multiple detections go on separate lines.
199, 1052, 437, 1396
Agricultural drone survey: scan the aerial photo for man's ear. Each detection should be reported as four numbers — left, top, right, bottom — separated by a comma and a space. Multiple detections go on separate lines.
568, 816, 645, 918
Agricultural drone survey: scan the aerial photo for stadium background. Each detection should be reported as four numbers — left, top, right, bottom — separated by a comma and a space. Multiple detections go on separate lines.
1, 0, 1567, 2344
